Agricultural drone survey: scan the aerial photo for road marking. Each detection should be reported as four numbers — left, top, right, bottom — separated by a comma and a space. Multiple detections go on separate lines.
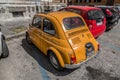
32, 49, 51, 80
38, 64, 51, 80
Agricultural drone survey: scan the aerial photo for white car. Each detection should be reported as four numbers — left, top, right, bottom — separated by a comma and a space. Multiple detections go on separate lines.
0, 28, 9, 58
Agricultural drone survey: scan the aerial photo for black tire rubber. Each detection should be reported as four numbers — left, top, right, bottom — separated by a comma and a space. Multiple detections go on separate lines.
26, 32, 32, 45
1, 39, 9, 58
48, 51, 63, 71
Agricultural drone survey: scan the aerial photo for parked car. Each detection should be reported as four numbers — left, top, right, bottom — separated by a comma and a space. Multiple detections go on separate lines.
96, 6, 119, 31
115, 4, 120, 15
112, 6, 120, 18
26, 12, 100, 70
59, 6, 106, 38
0, 28, 9, 58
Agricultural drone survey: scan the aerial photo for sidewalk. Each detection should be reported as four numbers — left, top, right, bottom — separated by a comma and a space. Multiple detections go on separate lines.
0, 17, 32, 40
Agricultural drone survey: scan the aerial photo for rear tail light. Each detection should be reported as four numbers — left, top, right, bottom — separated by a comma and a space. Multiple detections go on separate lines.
71, 56, 76, 64
69, 52, 76, 64
98, 43, 100, 51
104, 17, 106, 24
106, 9, 112, 16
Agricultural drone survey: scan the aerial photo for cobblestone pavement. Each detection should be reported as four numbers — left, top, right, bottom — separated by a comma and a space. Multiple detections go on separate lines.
0, 21, 120, 80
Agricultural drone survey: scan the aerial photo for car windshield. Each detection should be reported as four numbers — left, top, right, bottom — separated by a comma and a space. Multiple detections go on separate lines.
88, 10, 104, 20
63, 17, 85, 30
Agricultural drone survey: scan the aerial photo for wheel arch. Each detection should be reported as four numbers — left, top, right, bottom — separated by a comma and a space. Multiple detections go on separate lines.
47, 47, 65, 68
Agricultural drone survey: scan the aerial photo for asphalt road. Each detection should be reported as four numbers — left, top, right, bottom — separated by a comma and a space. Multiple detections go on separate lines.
0, 22, 120, 80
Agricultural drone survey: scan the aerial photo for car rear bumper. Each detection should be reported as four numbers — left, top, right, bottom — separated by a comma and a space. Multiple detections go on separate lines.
91, 26, 106, 38
65, 50, 100, 69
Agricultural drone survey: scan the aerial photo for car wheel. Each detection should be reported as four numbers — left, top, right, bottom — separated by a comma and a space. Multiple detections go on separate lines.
26, 33, 32, 44
48, 51, 63, 71
1, 39, 9, 58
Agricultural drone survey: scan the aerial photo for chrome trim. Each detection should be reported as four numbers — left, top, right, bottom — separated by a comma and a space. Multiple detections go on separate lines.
65, 50, 100, 69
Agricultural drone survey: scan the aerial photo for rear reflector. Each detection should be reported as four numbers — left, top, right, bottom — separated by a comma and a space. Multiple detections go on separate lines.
71, 56, 76, 64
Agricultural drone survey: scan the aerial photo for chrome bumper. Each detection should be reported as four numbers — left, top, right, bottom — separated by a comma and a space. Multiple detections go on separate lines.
65, 50, 100, 69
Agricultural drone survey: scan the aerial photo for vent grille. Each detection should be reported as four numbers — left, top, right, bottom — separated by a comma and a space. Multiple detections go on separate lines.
87, 33, 92, 38
71, 37, 81, 45
68, 29, 88, 37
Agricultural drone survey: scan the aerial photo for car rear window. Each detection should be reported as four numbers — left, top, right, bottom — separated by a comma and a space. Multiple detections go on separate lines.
88, 10, 104, 20
63, 17, 85, 30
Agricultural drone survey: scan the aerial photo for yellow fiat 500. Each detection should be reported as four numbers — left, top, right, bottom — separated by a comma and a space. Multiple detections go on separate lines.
26, 12, 100, 70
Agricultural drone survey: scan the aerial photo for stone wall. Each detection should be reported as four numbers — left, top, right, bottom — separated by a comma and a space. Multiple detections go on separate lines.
0, 3, 67, 20
72, 0, 120, 5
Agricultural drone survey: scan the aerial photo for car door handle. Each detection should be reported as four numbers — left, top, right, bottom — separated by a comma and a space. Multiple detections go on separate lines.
38, 32, 42, 35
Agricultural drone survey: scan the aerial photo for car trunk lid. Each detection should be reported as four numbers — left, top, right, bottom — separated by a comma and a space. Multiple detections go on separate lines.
66, 27, 97, 63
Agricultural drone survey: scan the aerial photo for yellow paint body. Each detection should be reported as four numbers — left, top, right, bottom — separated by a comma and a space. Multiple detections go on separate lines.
27, 12, 99, 68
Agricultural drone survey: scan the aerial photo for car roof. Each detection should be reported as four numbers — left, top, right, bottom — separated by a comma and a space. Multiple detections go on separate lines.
67, 6, 100, 11
37, 11, 82, 20
96, 6, 112, 8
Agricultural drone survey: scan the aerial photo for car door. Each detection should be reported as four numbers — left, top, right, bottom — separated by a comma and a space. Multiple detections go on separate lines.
29, 15, 43, 50
40, 18, 58, 54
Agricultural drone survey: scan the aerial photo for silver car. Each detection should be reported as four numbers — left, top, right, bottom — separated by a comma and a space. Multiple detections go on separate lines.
0, 28, 9, 58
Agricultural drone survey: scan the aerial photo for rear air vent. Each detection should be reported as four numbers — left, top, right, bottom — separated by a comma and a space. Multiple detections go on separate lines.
87, 33, 92, 38
71, 37, 81, 45
68, 29, 88, 37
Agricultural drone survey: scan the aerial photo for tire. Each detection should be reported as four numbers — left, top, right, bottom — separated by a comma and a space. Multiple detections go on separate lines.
26, 32, 32, 45
48, 51, 63, 71
1, 39, 9, 58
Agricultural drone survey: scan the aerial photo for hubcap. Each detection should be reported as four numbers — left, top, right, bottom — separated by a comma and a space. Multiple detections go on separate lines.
50, 55, 59, 68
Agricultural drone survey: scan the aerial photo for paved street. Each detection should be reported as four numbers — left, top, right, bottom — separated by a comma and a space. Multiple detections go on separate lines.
0, 22, 120, 80
0, 18, 31, 37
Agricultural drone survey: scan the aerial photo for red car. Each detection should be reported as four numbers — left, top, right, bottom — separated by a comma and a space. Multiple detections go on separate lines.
59, 6, 106, 38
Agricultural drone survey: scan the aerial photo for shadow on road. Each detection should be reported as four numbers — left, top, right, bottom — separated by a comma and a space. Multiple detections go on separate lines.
21, 39, 76, 76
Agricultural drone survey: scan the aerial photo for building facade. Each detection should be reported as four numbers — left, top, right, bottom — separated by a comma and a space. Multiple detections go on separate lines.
0, 0, 67, 20
72, 0, 120, 5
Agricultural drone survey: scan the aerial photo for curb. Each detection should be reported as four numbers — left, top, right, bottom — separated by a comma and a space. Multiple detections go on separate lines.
5, 31, 26, 41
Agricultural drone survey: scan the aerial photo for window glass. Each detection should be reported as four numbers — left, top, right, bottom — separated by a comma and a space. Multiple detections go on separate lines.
84, 0, 91, 2
43, 18, 56, 35
97, 0, 101, 2
88, 10, 104, 20
94, 0, 101, 2
32, 16, 42, 28
63, 17, 85, 30
76, 0, 82, 3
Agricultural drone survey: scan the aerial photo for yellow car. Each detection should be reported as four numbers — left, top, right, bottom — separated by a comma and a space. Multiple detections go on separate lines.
26, 12, 100, 70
